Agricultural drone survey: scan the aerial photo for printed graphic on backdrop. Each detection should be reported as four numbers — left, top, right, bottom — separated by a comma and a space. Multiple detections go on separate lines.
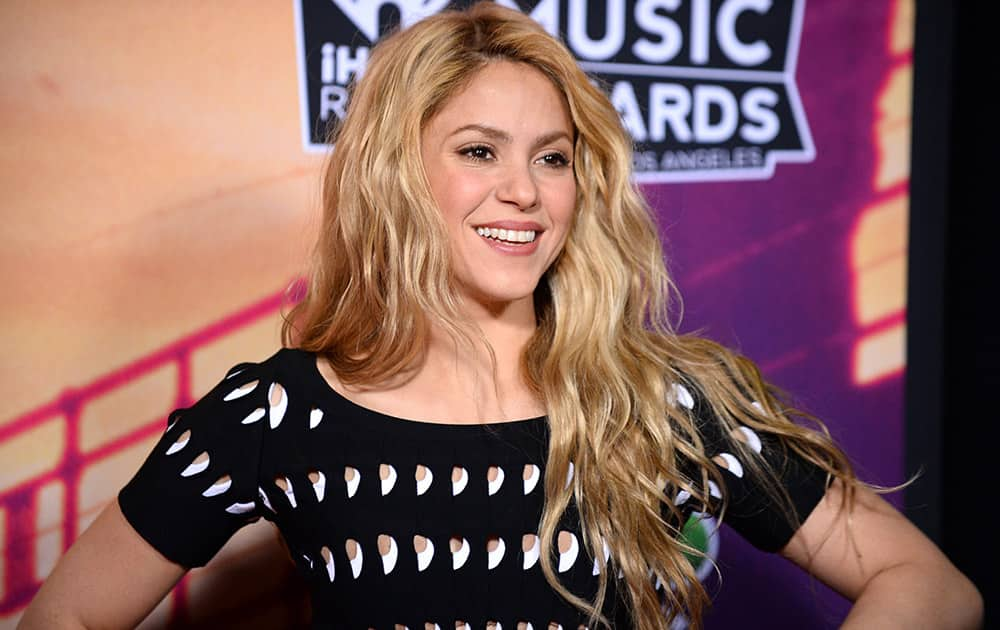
294, 0, 815, 182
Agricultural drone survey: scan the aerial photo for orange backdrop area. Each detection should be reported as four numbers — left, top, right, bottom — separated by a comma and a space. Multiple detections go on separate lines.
1, 2, 325, 627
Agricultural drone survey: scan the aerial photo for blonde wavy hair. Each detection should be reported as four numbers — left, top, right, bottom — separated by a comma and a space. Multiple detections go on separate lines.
283, 3, 859, 628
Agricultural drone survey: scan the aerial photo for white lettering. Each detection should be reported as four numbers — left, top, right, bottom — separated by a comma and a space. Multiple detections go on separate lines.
568, 0, 626, 61
336, 45, 369, 85
692, 85, 738, 143
740, 87, 780, 143
690, 0, 711, 64
611, 81, 648, 141
632, 0, 683, 64
320, 85, 349, 121
321, 43, 336, 84
661, 148, 747, 170
717, 0, 773, 66
634, 150, 659, 171
649, 83, 692, 143
530, 0, 560, 37
733, 146, 763, 167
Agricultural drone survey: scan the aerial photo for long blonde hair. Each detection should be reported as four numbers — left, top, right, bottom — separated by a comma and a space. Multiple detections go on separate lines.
283, 3, 858, 628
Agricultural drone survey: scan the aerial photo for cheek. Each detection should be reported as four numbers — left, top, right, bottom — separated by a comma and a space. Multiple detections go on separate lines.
540, 195, 575, 265
549, 181, 577, 231
431, 171, 489, 226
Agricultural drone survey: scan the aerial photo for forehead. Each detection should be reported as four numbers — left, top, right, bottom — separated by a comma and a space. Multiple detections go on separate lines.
424, 61, 573, 138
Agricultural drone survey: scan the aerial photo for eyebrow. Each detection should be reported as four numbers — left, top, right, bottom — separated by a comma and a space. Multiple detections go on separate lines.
449, 124, 572, 148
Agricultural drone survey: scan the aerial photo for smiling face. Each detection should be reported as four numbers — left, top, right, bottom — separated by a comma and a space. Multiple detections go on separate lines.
420, 61, 576, 315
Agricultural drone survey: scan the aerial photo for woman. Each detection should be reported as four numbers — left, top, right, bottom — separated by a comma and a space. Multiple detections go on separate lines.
20, 3, 981, 629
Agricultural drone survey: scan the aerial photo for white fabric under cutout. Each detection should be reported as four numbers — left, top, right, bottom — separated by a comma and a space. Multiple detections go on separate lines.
452, 467, 468, 496
522, 535, 540, 570
416, 465, 434, 496
736, 425, 763, 453
258, 487, 275, 512
381, 464, 398, 496
557, 531, 579, 573
715, 452, 744, 478
309, 407, 324, 429
225, 501, 255, 515
523, 464, 540, 495
488, 466, 504, 496
672, 383, 695, 409
347, 540, 363, 579
278, 476, 297, 508
674, 489, 691, 506
592, 537, 611, 576
201, 476, 231, 497
415, 537, 434, 572
268, 382, 288, 429
241, 407, 265, 425
321, 546, 335, 582
180, 453, 209, 477
345, 467, 360, 498
223, 380, 258, 401
487, 537, 506, 570
311, 470, 327, 502
380, 535, 398, 574
708, 481, 722, 500
165, 430, 190, 455
451, 537, 470, 570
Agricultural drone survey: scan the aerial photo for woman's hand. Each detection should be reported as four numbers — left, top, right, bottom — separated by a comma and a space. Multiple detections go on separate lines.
782, 481, 983, 629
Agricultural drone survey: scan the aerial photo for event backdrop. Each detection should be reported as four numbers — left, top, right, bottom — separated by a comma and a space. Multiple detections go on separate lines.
0, 1, 912, 628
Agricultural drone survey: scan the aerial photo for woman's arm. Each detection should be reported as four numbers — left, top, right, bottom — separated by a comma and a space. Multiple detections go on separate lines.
781, 481, 983, 629
18, 499, 186, 629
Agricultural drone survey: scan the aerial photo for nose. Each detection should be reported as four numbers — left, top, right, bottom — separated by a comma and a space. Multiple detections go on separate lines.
496, 162, 539, 210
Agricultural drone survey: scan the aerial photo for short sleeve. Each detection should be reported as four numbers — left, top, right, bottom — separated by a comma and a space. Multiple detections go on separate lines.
682, 383, 829, 553
118, 359, 272, 567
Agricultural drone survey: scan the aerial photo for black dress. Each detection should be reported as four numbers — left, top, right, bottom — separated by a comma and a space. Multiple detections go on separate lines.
119, 348, 827, 629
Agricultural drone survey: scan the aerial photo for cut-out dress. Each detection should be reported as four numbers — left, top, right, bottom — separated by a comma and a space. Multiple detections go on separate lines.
119, 348, 827, 629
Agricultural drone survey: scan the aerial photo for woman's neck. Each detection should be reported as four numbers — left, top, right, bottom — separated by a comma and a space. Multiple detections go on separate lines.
322, 294, 543, 424
417, 294, 542, 420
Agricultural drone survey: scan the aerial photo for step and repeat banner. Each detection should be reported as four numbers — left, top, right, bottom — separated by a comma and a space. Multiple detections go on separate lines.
0, 1, 912, 628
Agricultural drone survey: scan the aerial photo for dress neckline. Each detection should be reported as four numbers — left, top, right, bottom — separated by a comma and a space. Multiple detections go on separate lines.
291, 347, 548, 439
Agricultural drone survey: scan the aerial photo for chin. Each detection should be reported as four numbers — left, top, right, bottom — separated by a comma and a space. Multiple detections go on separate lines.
461, 280, 542, 310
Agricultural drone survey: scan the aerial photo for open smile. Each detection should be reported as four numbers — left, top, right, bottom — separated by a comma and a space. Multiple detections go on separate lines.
472, 223, 544, 255
475, 226, 537, 243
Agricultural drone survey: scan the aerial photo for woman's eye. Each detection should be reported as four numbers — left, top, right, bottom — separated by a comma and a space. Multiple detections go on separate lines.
539, 152, 570, 167
460, 145, 494, 161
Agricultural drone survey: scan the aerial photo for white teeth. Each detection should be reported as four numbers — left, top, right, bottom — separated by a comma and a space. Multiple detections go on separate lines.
475, 227, 537, 243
